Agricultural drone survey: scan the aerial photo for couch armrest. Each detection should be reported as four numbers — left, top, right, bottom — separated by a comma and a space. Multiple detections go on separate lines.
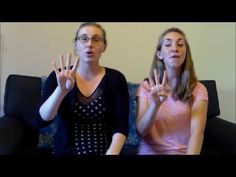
202, 117, 236, 155
0, 116, 39, 154
0, 116, 25, 154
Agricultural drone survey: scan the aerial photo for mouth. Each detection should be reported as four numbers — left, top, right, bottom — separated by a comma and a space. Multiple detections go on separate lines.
86, 51, 95, 57
170, 55, 180, 59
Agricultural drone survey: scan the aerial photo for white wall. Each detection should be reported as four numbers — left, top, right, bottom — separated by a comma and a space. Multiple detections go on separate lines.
0, 22, 235, 123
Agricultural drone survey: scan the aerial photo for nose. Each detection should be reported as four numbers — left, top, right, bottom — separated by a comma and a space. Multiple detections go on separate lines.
171, 44, 178, 52
87, 38, 93, 44
85, 38, 93, 47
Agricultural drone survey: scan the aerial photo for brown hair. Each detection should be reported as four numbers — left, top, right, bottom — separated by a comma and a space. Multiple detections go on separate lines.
150, 27, 197, 102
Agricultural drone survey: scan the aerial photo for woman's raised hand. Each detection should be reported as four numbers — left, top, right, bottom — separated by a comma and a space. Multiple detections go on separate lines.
146, 69, 169, 104
52, 53, 79, 94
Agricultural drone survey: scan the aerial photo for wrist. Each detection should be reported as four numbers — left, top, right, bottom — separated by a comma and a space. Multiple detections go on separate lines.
56, 86, 68, 97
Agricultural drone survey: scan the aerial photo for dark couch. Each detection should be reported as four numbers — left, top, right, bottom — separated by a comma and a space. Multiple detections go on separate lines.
0, 74, 235, 155
0, 75, 40, 154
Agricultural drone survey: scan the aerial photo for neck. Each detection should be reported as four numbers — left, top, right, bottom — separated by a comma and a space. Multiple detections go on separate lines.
77, 63, 103, 80
165, 67, 181, 90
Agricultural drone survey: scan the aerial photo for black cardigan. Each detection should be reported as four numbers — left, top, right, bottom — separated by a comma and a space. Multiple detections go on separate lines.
36, 67, 129, 155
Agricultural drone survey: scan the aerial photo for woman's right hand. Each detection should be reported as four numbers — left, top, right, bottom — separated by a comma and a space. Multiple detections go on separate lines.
52, 53, 79, 94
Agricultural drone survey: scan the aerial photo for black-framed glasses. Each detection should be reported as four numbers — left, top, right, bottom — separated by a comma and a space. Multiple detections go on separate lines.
77, 35, 104, 45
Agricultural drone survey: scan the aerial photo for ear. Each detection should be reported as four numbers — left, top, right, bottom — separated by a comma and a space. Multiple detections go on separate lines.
157, 51, 163, 60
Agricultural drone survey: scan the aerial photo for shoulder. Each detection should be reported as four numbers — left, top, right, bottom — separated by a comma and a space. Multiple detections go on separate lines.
105, 67, 127, 81
192, 81, 208, 101
105, 67, 125, 76
193, 82, 207, 93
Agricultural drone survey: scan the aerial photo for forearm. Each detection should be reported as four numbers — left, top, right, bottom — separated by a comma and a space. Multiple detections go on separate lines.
187, 99, 208, 155
39, 86, 67, 121
136, 103, 159, 137
106, 133, 126, 155
187, 133, 204, 155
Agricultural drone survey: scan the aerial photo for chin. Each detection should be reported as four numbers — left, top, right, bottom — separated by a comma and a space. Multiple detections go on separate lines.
85, 57, 97, 63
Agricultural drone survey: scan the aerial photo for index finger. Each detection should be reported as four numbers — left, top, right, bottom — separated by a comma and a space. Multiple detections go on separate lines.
52, 60, 59, 75
161, 71, 167, 86
148, 72, 155, 87
66, 53, 71, 71
71, 56, 80, 73
154, 69, 160, 85
60, 54, 65, 71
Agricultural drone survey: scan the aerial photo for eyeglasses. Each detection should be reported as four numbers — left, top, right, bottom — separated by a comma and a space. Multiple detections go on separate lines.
77, 35, 104, 45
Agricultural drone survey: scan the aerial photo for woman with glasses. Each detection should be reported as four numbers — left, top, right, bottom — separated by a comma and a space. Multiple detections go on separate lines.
37, 22, 129, 155
136, 28, 208, 155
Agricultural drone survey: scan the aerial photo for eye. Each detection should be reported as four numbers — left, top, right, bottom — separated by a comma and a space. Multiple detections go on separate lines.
178, 42, 185, 47
165, 43, 171, 47
93, 37, 101, 42
177, 39, 185, 47
79, 35, 89, 42
92, 36, 103, 42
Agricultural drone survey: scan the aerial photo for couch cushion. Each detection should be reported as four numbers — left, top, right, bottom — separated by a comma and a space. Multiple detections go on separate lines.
123, 82, 141, 147
38, 120, 58, 148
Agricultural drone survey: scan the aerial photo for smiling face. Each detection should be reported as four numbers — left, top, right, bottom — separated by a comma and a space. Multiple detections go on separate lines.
157, 32, 187, 69
75, 25, 107, 63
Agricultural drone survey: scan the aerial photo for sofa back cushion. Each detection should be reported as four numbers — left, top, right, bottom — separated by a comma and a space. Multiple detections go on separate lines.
199, 80, 220, 118
4, 74, 41, 128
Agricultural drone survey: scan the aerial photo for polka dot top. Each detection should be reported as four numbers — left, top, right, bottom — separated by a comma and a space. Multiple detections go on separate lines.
73, 88, 110, 155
